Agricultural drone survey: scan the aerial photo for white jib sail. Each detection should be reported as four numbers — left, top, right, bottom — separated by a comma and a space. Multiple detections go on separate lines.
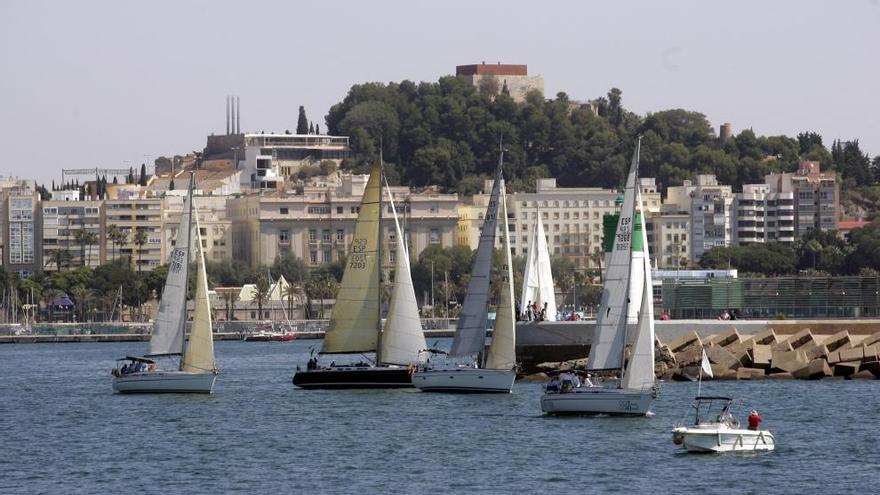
380, 182, 427, 365
588, 141, 640, 371
485, 180, 516, 370
449, 159, 503, 357
322, 166, 381, 354
149, 178, 193, 356
182, 215, 216, 373
520, 215, 557, 321
621, 187, 655, 391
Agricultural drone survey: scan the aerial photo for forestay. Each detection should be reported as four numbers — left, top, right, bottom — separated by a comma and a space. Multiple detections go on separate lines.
148, 177, 193, 356
621, 187, 656, 391
449, 157, 503, 357
380, 181, 427, 365
322, 166, 381, 354
485, 180, 516, 370
588, 141, 640, 371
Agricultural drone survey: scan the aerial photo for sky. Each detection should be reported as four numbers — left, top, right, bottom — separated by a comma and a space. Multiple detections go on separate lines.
2, 0, 879, 185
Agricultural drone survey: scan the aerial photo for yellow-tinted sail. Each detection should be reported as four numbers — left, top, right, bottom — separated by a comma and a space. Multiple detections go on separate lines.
322, 166, 381, 354
182, 217, 216, 373
485, 180, 516, 370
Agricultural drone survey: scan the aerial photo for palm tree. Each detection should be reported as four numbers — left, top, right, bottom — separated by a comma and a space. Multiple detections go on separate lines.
74, 230, 88, 267
253, 276, 270, 321
590, 250, 604, 284
84, 232, 98, 267
281, 283, 299, 319
219, 288, 239, 321
107, 225, 122, 261
133, 229, 148, 272
45, 249, 70, 272
41, 288, 61, 323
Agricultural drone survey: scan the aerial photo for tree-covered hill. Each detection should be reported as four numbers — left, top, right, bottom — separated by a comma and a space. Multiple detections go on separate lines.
325, 76, 878, 195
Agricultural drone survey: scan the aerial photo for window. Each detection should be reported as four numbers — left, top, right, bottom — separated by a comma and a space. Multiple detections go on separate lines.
309, 229, 316, 242
309, 251, 317, 264
389, 250, 396, 263
323, 249, 332, 262
429, 228, 440, 244
279, 229, 289, 243
308, 206, 331, 214
337, 206, 343, 214
280, 207, 289, 214
336, 229, 344, 241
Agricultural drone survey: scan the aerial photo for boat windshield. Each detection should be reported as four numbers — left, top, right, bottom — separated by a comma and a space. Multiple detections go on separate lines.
693, 397, 739, 427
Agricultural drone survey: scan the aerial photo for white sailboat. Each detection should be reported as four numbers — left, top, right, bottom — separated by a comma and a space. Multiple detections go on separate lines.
540, 139, 658, 415
292, 164, 426, 389
412, 149, 517, 393
112, 174, 218, 394
520, 212, 557, 321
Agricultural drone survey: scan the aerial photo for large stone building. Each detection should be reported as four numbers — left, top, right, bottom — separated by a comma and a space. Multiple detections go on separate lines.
468, 178, 661, 270
0, 177, 41, 278
456, 62, 544, 102
228, 173, 459, 268
765, 161, 838, 236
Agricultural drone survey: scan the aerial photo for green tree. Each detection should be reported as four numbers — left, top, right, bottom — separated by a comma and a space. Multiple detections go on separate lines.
133, 229, 148, 272
297, 106, 309, 134
253, 275, 270, 320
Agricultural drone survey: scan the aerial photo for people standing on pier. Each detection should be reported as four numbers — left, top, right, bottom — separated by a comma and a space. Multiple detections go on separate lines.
541, 302, 548, 321
526, 301, 533, 321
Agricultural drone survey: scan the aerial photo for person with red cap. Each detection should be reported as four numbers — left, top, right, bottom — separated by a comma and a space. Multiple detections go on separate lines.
748, 410, 762, 430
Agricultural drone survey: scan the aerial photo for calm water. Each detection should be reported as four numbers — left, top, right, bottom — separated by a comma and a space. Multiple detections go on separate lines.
1, 340, 878, 494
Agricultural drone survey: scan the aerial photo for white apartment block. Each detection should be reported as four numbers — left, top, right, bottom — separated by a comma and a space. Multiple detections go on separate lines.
666, 174, 734, 263
650, 206, 690, 269
228, 174, 459, 268
765, 161, 838, 237
234, 133, 352, 190
733, 184, 795, 244
103, 198, 164, 271
42, 200, 103, 270
470, 178, 661, 270
162, 195, 231, 263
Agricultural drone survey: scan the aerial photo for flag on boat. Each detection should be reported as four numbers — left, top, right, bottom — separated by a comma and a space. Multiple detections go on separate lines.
701, 349, 713, 378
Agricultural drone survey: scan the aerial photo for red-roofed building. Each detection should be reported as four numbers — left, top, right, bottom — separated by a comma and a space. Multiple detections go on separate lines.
455, 62, 543, 102
837, 219, 869, 242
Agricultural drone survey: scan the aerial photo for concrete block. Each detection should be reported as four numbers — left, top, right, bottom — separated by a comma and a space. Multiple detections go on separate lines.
839, 346, 865, 362
736, 367, 765, 380
823, 330, 852, 353
804, 344, 829, 361
656, 345, 676, 367
771, 339, 793, 353
707, 345, 742, 371
860, 361, 880, 378
787, 328, 815, 350
770, 349, 808, 373
710, 363, 737, 380
861, 332, 880, 348
675, 344, 703, 367
705, 328, 742, 348
668, 331, 702, 353
826, 350, 842, 365
792, 358, 832, 380
862, 344, 880, 361
833, 361, 860, 378
766, 372, 794, 380
673, 365, 701, 381
751, 344, 772, 369
850, 370, 877, 380
748, 328, 779, 346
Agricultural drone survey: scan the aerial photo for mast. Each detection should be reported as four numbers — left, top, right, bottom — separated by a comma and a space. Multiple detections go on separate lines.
179, 173, 195, 370
375, 151, 384, 365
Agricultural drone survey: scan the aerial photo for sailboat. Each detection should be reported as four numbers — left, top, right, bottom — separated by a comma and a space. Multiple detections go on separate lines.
540, 139, 658, 414
411, 149, 517, 393
520, 211, 557, 322
111, 174, 218, 393
291, 164, 426, 389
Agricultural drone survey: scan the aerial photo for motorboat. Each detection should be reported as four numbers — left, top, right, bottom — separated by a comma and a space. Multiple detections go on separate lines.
672, 396, 775, 453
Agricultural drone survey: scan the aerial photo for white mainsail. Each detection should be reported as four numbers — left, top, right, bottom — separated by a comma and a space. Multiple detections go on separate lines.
182, 215, 216, 373
322, 166, 381, 354
588, 141, 640, 371
621, 186, 656, 391
380, 182, 427, 365
449, 160, 503, 357
520, 213, 557, 321
485, 180, 516, 370
148, 178, 194, 356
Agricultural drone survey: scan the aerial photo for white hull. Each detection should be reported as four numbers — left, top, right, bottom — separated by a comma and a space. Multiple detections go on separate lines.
112, 371, 217, 394
672, 426, 775, 453
412, 367, 516, 393
541, 387, 654, 415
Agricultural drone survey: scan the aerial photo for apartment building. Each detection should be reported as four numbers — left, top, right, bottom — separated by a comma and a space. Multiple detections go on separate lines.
765, 161, 838, 236
162, 195, 231, 263
732, 184, 795, 245
103, 198, 164, 271
650, 206, 690, 269
229, 174, 459, 268
42, 200, 104, 270
470, 178, 661, 269
0, 177, 41, 278
667, 174, 734, 263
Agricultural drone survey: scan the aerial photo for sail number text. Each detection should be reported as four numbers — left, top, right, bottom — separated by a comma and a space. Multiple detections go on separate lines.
616, 217, 632, 250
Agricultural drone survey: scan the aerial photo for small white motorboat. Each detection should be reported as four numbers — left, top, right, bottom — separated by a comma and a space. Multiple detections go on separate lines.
411, 365, 516, 393
672, 396, 775, 453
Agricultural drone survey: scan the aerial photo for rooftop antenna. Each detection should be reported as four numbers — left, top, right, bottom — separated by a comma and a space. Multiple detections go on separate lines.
226, 95, 230, 135
236, 96, 241, 134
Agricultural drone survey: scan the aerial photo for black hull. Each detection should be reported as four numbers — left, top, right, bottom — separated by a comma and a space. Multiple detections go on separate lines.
292, 367, 413, 389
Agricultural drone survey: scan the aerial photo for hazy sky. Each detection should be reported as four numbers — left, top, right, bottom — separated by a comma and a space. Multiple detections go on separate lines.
2, 0, 878, 185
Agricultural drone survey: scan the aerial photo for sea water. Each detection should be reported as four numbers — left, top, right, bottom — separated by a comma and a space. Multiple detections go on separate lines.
1, 340, 878, 494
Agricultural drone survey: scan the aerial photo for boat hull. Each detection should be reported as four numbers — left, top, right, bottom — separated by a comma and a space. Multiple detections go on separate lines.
411, 367, 515, 393
112, 371, 217, 394
245, 334, 296, 342
540, 387, 654, 415
292, 366, 413, 389
672, 427, 775, 452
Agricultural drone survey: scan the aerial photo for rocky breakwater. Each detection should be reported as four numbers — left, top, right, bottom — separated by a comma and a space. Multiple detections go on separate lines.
658, 327, 880, 381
